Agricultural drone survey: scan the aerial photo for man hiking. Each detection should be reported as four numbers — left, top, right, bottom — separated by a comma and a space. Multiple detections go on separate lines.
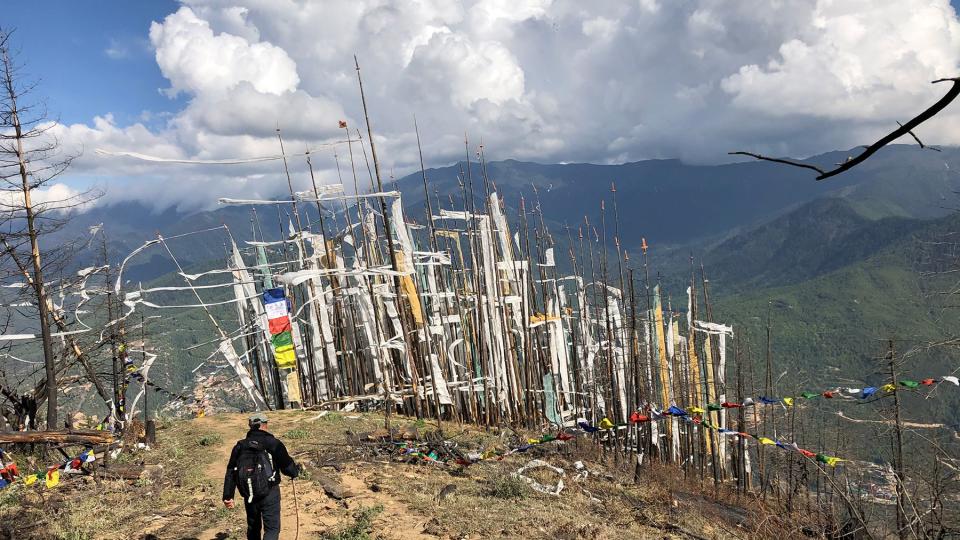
223, 413, 299, 540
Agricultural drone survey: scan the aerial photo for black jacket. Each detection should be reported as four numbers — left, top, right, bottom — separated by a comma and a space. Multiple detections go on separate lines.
222, 428, 299, 501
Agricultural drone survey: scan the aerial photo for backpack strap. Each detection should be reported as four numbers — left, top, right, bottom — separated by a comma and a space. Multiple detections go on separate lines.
231, 440, 245, 472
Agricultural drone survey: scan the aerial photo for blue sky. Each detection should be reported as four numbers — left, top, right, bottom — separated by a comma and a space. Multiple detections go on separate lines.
5, 1, 182, 126
5, 1, 960, 210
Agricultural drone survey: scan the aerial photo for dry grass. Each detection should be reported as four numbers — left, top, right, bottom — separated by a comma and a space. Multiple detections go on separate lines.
0, 410, 813, 540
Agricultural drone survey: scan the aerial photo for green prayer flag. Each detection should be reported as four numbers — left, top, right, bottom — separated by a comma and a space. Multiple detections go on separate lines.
271, 331, 293, 349
707, 403, 722, 411
899, 380, 919, 389
801, 392, 818, 399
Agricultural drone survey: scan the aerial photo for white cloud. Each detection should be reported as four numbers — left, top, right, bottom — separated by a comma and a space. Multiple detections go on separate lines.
149, 7, 299, 96
0, 183, 93, 214
104, 38, 130, 60
45, 0, 960, 212
404, 32, 526, 108
638, 0, 660, 14
721, 0, 960, 120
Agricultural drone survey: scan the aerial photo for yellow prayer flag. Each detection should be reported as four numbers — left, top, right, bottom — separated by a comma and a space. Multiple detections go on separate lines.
274, 348, 297, 369
783, 397, 794, 406
880, 384, 896, 393
824, 456, 842, 467
690, 406, 705, 414
527, 438, 540, 444
23, 474, 37, 486
45, 469, 60, 488
758, 437, 776, 445
599, 418, 615, 430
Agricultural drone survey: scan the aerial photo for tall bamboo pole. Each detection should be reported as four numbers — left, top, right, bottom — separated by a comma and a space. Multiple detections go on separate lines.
354, 56, 423, 418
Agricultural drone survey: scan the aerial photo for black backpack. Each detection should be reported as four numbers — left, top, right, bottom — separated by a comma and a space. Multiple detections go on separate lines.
233, 438, 276, 502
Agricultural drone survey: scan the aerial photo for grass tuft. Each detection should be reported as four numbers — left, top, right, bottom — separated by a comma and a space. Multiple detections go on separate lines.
283, 428, 310, 440
484, 473, 527, 500
196, 433, 223, 447
320, 504, 384, 540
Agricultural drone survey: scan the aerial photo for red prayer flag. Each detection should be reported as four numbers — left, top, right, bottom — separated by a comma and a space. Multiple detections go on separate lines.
0, 463, 17, 481
799, 449, 816, 458
268, 316, 292, 334
338, 120, 348, 128
556, 432, 575, 441
721, 402, 741, 408
822, 391, 834, 399
921, 378, 936, 386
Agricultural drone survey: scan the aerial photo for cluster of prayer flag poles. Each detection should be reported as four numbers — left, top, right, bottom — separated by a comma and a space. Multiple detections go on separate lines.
103, 130, 960, 500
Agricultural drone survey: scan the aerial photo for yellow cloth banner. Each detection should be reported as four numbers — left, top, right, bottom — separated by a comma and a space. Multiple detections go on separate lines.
759, 437, 776, 445
396, 251, 424, 326
599, 418, 614, 430
275, 348, 297, 369
783, 397, 794, 406
529, 313, 560, 324
45, 469, 60, 488
880, 384, 896, 393
23, 474, 37, 486
689, 406, 705, 414
286, 370, 302, 404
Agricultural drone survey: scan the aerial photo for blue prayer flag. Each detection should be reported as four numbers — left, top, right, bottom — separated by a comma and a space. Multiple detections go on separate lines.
667, 405, 688, 416
263, 287, 286, 304
578, 421, 600, 433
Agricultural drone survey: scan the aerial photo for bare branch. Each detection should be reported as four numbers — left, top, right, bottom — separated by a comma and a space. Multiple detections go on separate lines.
896, 121, 941, 152
731, 77, 960, 181
727, 151, 826, 175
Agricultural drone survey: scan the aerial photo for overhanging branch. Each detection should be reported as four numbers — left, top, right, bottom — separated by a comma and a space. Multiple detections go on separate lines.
730, 77, 960, 181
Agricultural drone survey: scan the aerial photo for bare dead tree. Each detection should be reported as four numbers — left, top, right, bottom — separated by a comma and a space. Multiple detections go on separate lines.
0, 29, 99, 429
731, 77, 960, 181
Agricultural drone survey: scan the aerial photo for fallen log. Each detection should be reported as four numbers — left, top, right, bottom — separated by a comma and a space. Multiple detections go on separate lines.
0, 430, 114, 445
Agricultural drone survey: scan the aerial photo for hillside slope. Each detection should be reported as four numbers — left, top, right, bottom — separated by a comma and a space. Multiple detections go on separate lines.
708, 203, 960, 424
59, 144, 960, 285
0, 411, 809, 539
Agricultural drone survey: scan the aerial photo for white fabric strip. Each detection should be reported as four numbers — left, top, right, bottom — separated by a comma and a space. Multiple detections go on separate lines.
95, 141, 356, 164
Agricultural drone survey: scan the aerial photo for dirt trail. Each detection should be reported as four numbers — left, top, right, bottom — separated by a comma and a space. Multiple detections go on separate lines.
192, 411, 433, 540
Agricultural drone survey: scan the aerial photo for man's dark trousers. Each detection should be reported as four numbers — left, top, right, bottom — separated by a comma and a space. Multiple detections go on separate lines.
243, 484, 281, 540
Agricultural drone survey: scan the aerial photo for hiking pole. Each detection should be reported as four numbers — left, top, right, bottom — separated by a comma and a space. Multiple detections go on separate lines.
291, 477, 301, 540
